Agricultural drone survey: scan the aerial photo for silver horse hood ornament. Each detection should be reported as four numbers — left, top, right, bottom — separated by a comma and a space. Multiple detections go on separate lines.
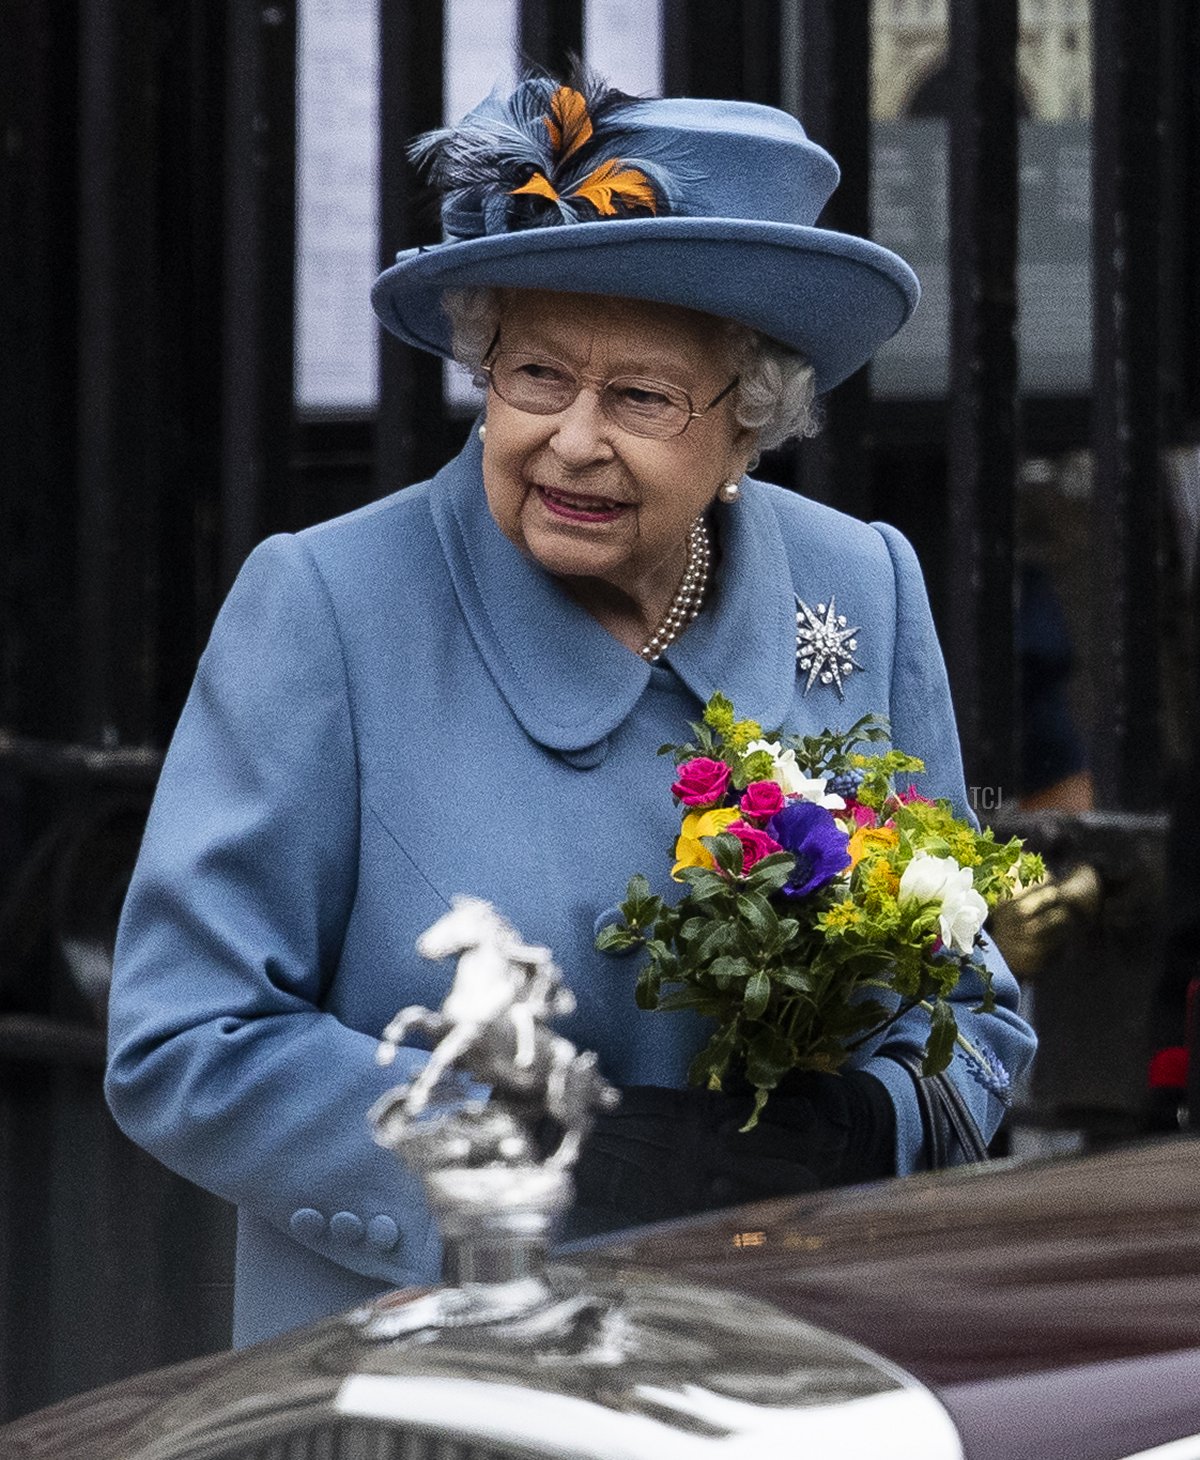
368, 896, 617, 1317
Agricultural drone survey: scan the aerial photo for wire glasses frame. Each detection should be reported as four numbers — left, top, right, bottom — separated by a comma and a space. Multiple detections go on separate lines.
478, 330, 739, 440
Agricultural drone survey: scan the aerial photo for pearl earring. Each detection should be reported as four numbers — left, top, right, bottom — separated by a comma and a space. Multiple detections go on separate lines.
717, 479, 741, 504
478, 423, 487, 442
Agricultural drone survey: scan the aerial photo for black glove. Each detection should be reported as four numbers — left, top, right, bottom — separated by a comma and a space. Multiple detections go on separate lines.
562, 1071, 896, 1243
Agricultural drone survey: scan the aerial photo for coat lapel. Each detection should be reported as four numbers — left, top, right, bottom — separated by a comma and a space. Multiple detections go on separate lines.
427, 429, 652, 752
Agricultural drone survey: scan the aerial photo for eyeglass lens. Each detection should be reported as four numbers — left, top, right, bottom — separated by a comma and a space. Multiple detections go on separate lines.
489, 352, 694, 439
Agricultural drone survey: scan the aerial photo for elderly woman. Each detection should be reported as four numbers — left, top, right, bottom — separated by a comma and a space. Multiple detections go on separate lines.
105, 75, 1035, 1347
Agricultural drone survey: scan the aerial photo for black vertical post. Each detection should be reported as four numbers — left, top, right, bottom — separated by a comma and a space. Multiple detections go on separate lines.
792, 0, 872, 518
518, 0, 583, 75
75, 0, 162, 748
0, 0, 79, 744
375, 2, 447, 497
1156, 0, 1200, 435
661, 0, 781, 103
1090, 1, 1165, 809
944, 1, 1020, 802
153, 2, 228, 725
220, 1, 297, 589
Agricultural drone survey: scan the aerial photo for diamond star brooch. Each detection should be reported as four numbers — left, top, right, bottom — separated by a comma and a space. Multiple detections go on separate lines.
796, 595, 862, 698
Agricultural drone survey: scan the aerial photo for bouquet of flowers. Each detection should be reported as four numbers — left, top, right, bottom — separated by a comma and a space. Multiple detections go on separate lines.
596, 693, 1042, 1128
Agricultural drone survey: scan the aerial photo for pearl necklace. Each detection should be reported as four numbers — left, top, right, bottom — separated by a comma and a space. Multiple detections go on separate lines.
639, 517, 712, 663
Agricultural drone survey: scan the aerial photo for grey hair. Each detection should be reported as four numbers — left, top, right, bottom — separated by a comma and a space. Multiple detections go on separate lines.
440, 286, 821, 452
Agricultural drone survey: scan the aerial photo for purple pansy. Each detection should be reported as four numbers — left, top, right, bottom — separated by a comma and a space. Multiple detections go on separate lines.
766, 800, 851, 898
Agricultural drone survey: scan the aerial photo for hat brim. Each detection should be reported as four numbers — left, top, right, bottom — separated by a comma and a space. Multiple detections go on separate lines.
371, 217, 919, 395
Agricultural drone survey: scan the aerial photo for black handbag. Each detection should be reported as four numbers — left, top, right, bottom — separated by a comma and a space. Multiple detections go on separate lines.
888, 1049, 990, 1169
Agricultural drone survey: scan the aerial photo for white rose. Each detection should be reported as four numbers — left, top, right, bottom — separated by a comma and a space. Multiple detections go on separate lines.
745, 740, 845, 809
899, 853, 987, 954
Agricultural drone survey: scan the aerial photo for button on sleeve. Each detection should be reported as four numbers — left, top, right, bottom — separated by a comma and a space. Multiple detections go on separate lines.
289, 1208, 326, 1243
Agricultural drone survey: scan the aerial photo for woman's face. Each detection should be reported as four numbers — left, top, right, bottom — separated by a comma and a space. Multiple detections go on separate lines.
480, 290, 756, 604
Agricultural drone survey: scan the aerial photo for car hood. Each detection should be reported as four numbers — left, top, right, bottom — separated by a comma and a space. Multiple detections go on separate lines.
4, 1138, 1199, 1460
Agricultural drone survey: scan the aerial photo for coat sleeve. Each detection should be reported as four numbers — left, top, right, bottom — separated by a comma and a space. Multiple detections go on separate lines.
856, 521, 1037, 1173
105, 533, 444, 1289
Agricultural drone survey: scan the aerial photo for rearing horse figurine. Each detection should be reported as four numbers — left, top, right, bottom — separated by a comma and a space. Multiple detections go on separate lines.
376, 897, 615, 1168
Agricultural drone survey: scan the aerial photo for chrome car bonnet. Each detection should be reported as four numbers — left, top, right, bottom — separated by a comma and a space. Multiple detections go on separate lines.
18, 1263, 961, 1460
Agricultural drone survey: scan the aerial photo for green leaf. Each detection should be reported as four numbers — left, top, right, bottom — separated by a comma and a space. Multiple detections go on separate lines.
706, 832, 745, 877
687, 1020, 740, 1089
621, 874, 661, 927
635, 967, 661, 1010
775, 966, 815, 994
657, 987, 726, 1015
738, 892, 778, 941
922, 998, 957, 1075
709, 955, 753, 983
678, 915, 714, 945
674, 866, 728, 899
656, 986, 732, 1022
643, 937, 675, 966
626, 872, 651, 903
744, 1023, 795, 1088
595, 923, 638, 953
774, 916, 802, 946
743, 853, 795, 894
694, 920, 737, 961
738, 1086, 770, 1132
743, 968, 771, 1019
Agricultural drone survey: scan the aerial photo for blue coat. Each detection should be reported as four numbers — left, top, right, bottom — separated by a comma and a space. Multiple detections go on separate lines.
106, 429, 1035, 1347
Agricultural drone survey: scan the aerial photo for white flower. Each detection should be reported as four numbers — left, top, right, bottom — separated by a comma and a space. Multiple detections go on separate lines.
898, 851, 957, 905
745, 740, 846, 809
898, 852, 988, 955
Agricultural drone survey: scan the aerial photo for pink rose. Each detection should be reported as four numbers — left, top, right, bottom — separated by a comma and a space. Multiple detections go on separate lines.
848, 801, 878, 828
739, 779, 785, 822
671, 757, 731, 807
727, 819, 784, 872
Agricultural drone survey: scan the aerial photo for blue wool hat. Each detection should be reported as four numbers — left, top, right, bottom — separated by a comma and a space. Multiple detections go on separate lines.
371, 76, 919, 395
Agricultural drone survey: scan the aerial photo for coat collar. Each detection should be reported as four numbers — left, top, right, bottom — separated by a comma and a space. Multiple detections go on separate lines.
427, 428, 799, 750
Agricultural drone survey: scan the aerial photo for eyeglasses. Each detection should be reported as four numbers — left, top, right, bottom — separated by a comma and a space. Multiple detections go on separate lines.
479, 331, 739, 440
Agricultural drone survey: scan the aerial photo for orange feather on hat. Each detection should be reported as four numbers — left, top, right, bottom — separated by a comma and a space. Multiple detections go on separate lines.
544, 85, 594, 161
510, 171, 561, 202
570, 158, 658, 217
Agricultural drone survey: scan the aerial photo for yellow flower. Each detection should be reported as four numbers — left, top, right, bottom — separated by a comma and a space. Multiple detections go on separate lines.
947, 827, 982, 866
847, 823, 899, 869
819, 901, 864, 932
672, 806, 740, 878
862, 857, 901, 899
727, 717, 763, 752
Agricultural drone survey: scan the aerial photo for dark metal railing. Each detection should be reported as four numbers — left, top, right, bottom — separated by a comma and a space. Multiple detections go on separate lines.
944, 0, 1021, 805
375, 2, 450, 498
789, 0, 873, 522
1090, 0, 1168, 809
220, 1, 299, 585
519, 0, 584, 75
